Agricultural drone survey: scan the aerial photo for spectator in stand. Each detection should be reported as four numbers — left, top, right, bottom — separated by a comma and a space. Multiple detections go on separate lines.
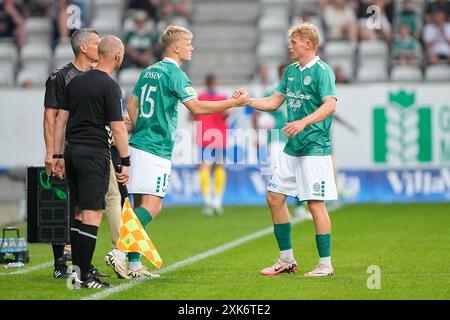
395, 0, 421, 38
159, 0, 189, 28
51, 0, 88, 47
128, 0, 160, 21
357, 0, 393, 42
423, 9, 450, 64
23, 0, 49, 17
161, 0, 189, 20
0, 0, 27, 50
322, 0, 358, 47
123, 10, 160, 68
393, 24, 421, 65
333, 65, 350, 83
425, 0, 450, 24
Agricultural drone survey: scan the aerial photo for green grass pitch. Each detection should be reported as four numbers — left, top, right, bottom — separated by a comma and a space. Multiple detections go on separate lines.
0, 203, 449, 300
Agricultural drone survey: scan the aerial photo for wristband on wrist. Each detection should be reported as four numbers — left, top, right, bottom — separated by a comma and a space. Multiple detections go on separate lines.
121, 156, 131, 167
52, 154, 63, 159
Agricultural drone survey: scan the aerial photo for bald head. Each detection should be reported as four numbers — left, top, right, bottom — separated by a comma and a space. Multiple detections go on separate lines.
99, 36, 124, 59
98, 35, 124, 71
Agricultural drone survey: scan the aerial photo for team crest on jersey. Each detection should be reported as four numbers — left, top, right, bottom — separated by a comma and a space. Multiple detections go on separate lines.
303, 76, 312, 86
313, 183, 320, 192
185, 86, 197, 95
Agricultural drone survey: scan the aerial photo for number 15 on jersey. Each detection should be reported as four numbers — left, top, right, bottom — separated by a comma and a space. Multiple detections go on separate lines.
140, 83, 157, 118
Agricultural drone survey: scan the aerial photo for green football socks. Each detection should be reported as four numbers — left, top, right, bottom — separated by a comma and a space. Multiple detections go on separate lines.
274, 223, 292, 251
316, 233, 331, 258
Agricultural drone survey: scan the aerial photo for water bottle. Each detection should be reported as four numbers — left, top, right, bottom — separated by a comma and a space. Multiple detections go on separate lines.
4, 262, 25, 269
7, 238, 17, 254
16, 238, 29, 263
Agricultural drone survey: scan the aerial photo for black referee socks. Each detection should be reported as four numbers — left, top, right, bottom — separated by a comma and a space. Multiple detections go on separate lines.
78, 224, 99, 281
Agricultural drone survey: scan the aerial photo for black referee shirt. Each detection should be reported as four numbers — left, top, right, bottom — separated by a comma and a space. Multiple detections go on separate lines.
61, 69, 123, 150
44, 63, 82, 109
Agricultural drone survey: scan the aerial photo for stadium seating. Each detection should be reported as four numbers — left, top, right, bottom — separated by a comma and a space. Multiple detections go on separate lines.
118, 68, 142, 91
91, 17, 121, 38
424, 65, 450, 81
25, 17, 52, 44
293, 0, 319, 14
17, 68, 46, 87
189, 0, 259, 84
0, 42, 18, 66
0, 61, 15, 87
356, 64, 389, 82
390, 65, 423, 82
324, 41, 355, 80
1, 0, 446, 87
20, 43, 52, 84
54, 43, 74, 70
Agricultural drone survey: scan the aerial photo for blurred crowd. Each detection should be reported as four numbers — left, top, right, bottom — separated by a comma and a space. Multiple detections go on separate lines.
0, 0, 190, 87
0, 0, 449, 88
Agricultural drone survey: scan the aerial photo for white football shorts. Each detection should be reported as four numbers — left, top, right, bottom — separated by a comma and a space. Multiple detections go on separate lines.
128, 146, 172, 198
267, 152, 338, 201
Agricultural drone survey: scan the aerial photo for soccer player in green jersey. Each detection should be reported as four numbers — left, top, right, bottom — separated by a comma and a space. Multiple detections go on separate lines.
239, 22, 338, 277
125, 25, 248, 277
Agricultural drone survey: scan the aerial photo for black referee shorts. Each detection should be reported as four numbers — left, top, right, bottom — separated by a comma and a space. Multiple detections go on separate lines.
64, 144, 110, 211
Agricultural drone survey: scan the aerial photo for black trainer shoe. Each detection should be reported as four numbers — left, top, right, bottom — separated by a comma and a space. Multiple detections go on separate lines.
81, 275, 111, 289
53, 263, 70, 278
89, 264, 109, 278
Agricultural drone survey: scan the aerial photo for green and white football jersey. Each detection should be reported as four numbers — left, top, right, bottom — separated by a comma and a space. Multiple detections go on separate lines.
275, 56, 337, 156
129, 57, 197, 159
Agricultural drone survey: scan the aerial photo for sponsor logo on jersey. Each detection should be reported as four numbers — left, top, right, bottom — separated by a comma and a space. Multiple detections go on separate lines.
185, 86, 197, 96
303, 76, 312, 85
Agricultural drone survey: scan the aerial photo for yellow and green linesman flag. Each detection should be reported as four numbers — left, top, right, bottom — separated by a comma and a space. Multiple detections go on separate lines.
117, 197, 163, 269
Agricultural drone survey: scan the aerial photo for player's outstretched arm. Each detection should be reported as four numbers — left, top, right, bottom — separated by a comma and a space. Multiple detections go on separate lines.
282, 97, 336, 138
234, 90, 285, 112
183, 94, 249, 116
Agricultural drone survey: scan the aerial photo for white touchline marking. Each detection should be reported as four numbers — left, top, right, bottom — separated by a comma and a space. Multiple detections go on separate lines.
82, 216, 309, 300
0, 261, 53, 275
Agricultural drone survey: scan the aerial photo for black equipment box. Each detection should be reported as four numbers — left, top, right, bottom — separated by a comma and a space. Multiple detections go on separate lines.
26, 166, 70, 244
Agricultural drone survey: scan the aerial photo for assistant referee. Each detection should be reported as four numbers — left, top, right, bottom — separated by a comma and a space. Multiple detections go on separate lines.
52, 36, 130, 289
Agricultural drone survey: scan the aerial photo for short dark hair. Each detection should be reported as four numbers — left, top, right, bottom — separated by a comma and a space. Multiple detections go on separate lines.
205, 73, 216, 88
71, 28, 98, 56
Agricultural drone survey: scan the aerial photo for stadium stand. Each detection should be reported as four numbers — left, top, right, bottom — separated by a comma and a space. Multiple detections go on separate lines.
425, 64, 450, 80
0, 0, 448, 87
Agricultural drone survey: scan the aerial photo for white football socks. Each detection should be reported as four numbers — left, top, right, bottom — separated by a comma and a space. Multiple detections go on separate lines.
112, 248, 126, 260
128, 261, 142, 271
319, 257, 332, 267
280, 249, 295, 263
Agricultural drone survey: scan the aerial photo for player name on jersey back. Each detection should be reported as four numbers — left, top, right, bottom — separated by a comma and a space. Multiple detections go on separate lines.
143, 71, 162, 80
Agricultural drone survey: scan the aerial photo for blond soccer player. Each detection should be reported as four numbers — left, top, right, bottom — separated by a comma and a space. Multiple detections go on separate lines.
237, 23, 338, 277
125, 25, 248, 277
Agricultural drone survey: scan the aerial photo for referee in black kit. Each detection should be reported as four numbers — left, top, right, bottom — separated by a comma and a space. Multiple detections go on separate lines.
52, 36, 130, 289
43, 28, 100, 279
